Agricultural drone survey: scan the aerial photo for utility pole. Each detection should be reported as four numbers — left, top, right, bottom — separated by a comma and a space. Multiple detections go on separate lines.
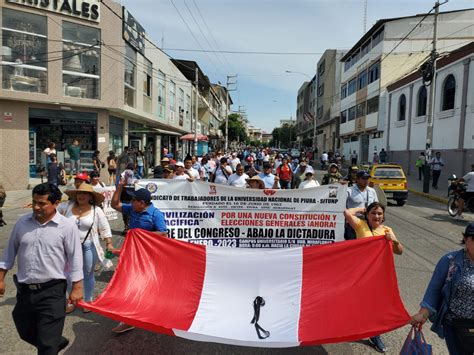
194, 67, 199, 156
225, 75, 237, 152
423, 1, 445, 193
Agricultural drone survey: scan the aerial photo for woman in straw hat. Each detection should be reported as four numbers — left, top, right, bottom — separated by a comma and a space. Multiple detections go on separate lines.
246, 175, 265, 189
58, 183, 115, 313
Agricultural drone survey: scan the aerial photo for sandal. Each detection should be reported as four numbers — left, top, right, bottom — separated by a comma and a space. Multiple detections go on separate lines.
65, 303, 76, 314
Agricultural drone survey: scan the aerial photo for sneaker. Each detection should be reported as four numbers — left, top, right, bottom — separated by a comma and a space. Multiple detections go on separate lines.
369, 336, 387, 353
453, 215, 464, 220
112, 322, 135, 334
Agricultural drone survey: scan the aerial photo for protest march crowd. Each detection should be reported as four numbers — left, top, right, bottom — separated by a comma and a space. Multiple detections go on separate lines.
0, 146, 472, 355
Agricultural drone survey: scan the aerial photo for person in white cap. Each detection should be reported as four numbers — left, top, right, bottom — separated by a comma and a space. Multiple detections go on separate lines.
173, 162, 194, 181
299, 168, 320, 189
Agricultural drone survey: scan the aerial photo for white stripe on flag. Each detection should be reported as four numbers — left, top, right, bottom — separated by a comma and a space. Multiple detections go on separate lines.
175, 247, 303, 347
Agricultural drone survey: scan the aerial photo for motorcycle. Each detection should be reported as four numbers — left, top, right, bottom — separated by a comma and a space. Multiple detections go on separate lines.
447, 175, 474, 216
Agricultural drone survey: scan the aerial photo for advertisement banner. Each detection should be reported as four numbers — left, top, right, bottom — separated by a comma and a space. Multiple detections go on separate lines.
137, 180, 347, 248
93, 186, 118, 221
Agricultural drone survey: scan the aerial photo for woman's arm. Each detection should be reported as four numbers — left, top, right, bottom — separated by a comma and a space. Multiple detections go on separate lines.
384, 228, 403, 255
344, 207, 365, 230
95, 207, 114, 251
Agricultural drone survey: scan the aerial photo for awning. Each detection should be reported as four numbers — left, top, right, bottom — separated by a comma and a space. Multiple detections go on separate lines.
180, 133, 209, 141
128, 128, 182, 136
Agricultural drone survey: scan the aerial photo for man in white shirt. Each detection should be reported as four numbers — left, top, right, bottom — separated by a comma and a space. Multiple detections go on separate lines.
228, 164, 249, 187
173, 162, 194, 181
213, 158, 233, 185
321, 151, 329, 169
429, 151, 445, 189
229, 153, 241, 173
184, 156, 200, 180
454, 164, 474, 219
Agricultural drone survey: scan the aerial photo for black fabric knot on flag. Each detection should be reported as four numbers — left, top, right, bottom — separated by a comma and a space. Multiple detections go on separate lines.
250, 296, 270, 339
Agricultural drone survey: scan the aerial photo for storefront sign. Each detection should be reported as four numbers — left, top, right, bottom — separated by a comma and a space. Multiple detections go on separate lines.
138, 180, 347, 248
123, 7, 145, 55
3, 112, 13, 122
6, 0, 100, 22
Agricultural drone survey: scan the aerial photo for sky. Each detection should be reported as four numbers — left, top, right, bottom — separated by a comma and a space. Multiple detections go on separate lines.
118, 0, 472, 132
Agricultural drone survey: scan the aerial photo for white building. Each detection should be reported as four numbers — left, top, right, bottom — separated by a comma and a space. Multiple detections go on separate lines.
339, 9, 474, 163
386, 41, 474, 179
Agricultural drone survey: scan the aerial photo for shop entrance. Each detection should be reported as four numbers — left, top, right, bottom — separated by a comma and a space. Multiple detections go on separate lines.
28, 108, 97, 176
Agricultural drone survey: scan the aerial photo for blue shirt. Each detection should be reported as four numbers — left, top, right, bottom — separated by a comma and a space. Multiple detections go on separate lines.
122, 204, 167, 232
346, 185, 378, 209
0, 212, 83, 284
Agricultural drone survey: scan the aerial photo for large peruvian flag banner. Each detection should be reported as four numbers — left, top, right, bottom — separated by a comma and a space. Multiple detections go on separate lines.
81, 229, 410, 347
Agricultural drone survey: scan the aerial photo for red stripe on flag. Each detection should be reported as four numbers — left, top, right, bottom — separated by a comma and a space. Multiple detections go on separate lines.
80, 229, 206, 334
298, 236, 410, 345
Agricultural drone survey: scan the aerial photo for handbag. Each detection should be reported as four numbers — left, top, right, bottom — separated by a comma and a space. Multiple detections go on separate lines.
450, 318, 474, 353
400, 326, 432, 355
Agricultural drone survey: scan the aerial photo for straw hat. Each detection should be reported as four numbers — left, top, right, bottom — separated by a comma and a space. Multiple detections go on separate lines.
65, 183, 105, 206
246, 175, 265, 189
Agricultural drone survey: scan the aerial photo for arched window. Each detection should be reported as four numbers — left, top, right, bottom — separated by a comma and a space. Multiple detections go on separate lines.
442, 74, 455, 111
398, 94, 406, 121
417, 86, 427, 117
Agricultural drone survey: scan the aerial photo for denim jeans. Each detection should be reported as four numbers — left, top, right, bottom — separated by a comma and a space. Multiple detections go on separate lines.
137, 165, 144, 178
67, 241, 98, 302
71, 159, 81, 174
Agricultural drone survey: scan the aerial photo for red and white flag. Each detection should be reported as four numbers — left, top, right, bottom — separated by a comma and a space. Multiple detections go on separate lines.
81, 229, 409, 347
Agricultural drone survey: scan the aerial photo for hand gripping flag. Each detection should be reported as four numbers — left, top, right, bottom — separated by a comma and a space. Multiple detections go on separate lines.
80, 229, 410, 347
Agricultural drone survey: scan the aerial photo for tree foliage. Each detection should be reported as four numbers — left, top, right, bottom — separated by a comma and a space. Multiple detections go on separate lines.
272, 124, 296, 148
219, 113, 248, 143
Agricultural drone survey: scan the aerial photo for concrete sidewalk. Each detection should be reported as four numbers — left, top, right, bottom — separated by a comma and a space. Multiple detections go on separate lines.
406, 172, 449, 204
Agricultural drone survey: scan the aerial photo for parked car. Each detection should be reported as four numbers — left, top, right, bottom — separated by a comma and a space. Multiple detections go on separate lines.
368, 164, 408, 206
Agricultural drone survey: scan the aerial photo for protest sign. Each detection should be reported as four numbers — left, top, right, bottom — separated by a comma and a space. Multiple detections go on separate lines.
137, 180, 347, 247
93, 185, 118, 220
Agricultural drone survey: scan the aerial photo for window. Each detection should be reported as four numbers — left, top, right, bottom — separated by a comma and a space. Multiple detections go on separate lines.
361, 40, 371, 58
169, 80, 176, 113
62, 22, 100, 99
124, 44, 136, 107
356, 102, 366, 118
417, 86, 427, 116
347, 78, 357, 96
367, 96, 379, 114
368, 62, 380, 84
143, 58, 152, 97
357, 70, 368, 90
348, 106, 356, 121
318, 60, 325, 75
178, 88, 184, 126
1, 9, 48, 93
318, 84, 324, 97
344, 60, 351, 72
442, 74, 455, 111
372, 27, 384, 48
350, 136, 359, 142
186, 94, 191, 127
341, 83, 347, 99
340, 110, 347, 124
398, 94, 406, 121
317, 106, 323, 118
157, 70, 165, 117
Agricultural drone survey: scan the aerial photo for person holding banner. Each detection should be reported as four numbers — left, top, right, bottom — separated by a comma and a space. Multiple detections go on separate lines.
299, 169, 320, 189
228, 164, 249, 188
110, 184, 168, 334
344, 201, 403, 353
173, 162, 195, 181
258, 163, 280, 189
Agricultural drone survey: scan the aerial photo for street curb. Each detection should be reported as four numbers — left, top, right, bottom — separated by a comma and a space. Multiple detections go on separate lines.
408, 188, 448, 204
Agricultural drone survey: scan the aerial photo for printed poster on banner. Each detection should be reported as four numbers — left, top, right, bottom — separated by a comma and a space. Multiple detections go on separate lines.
93, 186, 118, 221
137, 180, 347, 248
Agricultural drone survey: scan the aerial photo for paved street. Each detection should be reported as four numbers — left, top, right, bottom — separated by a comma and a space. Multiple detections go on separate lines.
0, 187, 465, 355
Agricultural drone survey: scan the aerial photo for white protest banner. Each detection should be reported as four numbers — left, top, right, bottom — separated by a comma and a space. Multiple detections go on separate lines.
93, 186, 118, 220
137, 180, 347, 248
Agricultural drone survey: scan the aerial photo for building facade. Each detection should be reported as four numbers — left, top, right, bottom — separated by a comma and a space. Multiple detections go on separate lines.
0, 0, 222, 189
315, 49, 346, 155
295, 76, 316, 149
339, 9, 474, 163
386, 42, 474, 179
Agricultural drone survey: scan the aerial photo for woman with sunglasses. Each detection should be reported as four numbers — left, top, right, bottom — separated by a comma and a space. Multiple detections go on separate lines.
58, 183, 115, 313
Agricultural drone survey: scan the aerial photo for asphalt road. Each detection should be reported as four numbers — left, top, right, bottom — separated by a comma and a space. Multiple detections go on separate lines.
0, 192, 463, 355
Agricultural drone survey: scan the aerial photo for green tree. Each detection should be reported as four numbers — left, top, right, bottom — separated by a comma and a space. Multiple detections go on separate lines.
272, 124, 296, 148
219, 113, 248, 143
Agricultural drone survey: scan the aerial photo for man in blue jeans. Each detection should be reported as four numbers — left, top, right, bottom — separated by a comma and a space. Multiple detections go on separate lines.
110, 180, 167, 333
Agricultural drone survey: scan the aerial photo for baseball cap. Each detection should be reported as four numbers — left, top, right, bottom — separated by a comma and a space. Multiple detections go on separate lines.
175, 162, 185, 167
127, 188, 151, 202
464, 222, 474, 236
356, 170, 370, 179
75, 172, 89, 181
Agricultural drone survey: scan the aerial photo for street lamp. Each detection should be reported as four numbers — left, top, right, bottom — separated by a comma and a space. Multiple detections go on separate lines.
285, 70, 311, 79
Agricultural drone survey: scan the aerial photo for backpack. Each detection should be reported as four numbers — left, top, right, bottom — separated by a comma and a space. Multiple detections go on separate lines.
109, 157, 117, 169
